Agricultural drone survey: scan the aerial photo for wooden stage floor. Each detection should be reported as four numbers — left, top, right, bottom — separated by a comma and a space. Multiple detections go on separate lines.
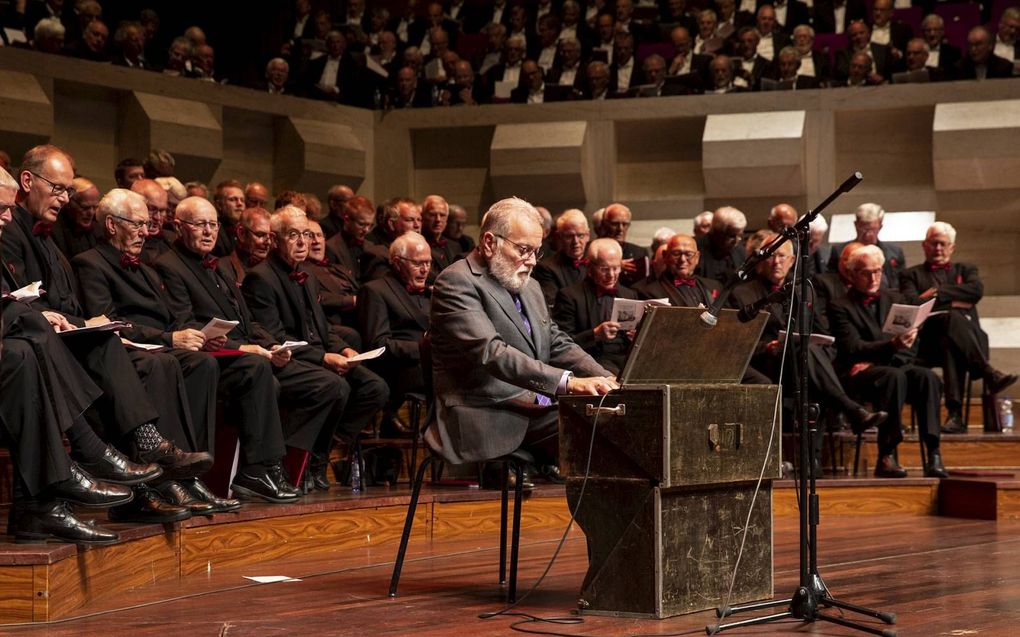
4, 510, 1020, 636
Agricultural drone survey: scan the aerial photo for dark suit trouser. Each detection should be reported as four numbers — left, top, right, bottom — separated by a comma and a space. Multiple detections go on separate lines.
785, 343, 860, 414
0, 339, 75, 495
848, 364, 941, 457
62, 330, 160, 437
919, 312, 990, 409
315, 365, 389, 450
216, 353, 286, 466
521, 407, 559, 467
274, 360, 347, 451
169, 350, 220, 454
126, 350, 200, 452
370, 361, 424, 413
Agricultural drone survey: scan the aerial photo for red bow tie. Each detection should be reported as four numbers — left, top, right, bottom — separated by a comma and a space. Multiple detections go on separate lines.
311, 257, 330, 267
927, 262, 951, 272
674, 277, 697, 288
202, 256, 219, 270
572, 258, 588, 269
770, 283, 784, 293
120, 253, 141, 270
289, 270, 309, 285
32, 221, 53, 238
596, 287, 617, 298
857, 292, 880, 306
347, 237, 364, 248
432, 237, 448, 248
406, 285, 426, 295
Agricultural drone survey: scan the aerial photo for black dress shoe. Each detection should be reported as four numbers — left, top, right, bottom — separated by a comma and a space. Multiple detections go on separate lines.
231, 465, 301, 504
76, 444, 163, 485
539, 464, 566, 484
268, 464, 302, 497
153, 480, 216, 515
941, 413, 968, 434
77, 445, 162, 485
14, 500, 119, 545
180, 478, 242, 513
848, 408, 889, 435
108, 485, 192, 524
985, 370, 1019, 396
48, 463, 134, 508
134, 440, 214, 481
307, 453, 331, 491
874, 455, 908, 478
925, 451, 949, 478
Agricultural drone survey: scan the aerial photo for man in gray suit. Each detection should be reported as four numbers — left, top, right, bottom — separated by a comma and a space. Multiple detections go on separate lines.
428, 197, 618, 477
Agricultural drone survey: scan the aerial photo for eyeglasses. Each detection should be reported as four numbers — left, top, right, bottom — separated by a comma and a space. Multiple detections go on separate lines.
146, 205, 169, 216
111, 214, 148, 231
495, 234, 544, 261
591, 264, 621, 275
29, 171, 76, 198
243, 227, 271, 240
604, 221, 631, 229
766, 254, 794, 262
668, 250, 698, 260
282, 230, 314, 242
924, 239, 952, 248
559, 232, 590, 242
0, 203, 17, 215
396, 256, 432, 269
181, 219, 220, 231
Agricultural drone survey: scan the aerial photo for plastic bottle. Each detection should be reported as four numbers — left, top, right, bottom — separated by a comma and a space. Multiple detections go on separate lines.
1000, 397, 1014, 434
350, 446, 362, 492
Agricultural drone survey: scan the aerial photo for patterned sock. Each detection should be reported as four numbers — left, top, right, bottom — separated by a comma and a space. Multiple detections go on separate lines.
133, 422, 164, 452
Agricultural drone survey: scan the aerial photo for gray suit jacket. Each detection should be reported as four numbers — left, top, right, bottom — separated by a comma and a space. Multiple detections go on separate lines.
429, 251, 610, 463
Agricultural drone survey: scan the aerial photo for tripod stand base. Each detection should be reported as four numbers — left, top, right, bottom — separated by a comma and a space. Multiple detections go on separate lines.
707, 577, 897, 637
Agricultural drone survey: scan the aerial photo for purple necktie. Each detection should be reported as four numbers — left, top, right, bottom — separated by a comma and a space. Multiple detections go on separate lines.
513, 294, 552, 407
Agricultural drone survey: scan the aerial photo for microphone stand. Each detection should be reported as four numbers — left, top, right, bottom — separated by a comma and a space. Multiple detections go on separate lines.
709, 172, 898, 637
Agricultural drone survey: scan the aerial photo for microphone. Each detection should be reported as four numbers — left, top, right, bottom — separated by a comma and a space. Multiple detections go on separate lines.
736, 282, 793, 323
838, 171, 863, 194
699, 287, 731, 327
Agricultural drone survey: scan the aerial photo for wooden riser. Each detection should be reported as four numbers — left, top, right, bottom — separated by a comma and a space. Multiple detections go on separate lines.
831, 432, 1020, 473
939, 477, 1020, 520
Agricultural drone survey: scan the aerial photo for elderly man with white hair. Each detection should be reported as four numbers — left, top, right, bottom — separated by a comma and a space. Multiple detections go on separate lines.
828, 245, 947, 478
600, 202, 649, 286
826, 202, 905, 288
532, 208, 590, 307
428, 197, 616, 480
242, 206, 389, 491
900, 222, 1017, 433
806, 213, 830, 277
695, 205, 747, 285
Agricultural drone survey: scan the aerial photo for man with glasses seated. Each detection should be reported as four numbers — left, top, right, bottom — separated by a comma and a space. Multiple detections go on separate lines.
243, 207, 388, 491
325, 195, 391, 284
51, 177, 99, 260
74, 189, 298, 505
900, 222, 1017, 434
552, 238, 639, 376
224, 207, 273, 285
634, 232, 719, 308
599, 203, 649, 288
532, 208, 589, 307
131, 179, 178, 266
429, 197, 617, 483
357, 232, 433, 437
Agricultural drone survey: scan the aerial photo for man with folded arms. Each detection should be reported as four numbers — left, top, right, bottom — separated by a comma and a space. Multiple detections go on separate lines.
357, 232, 432, 436
829, 245, 947, 478
243, 207, 389, 490
3, 145, 211, 523
74, 189, 298, 504
900, 222, 1017, 433
156, 196, 347, 494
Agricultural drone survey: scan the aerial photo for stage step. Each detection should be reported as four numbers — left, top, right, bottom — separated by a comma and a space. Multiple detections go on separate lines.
832, 430, 1020, 474
939, 475, 1020, 520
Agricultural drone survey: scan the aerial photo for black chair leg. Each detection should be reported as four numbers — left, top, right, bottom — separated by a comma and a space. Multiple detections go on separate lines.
853, 433, 863, 477
408, 399, 421, 483
499, 460, 509, 586
389, 456, 434, 597
508, 461, 524, 604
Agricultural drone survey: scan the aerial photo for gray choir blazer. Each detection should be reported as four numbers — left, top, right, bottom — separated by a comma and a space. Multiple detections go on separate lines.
429, 251, 610, 463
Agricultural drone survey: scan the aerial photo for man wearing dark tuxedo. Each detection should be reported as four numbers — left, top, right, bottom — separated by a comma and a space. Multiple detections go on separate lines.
132, 179, 177, 266
732, 26, 774, 90
869, 0, 912, 56
759, 0, 811, 35
811, 0, 867, 34
51, 177, 98, 260
826, 202, 905, 289
325, 195, 392, 283
956, 26, 1015, 80
242, 207, 389, 488
357, 232, 432, 432
552, 238, 639, 375
835, 20, 893, 80
898, 38, 947, 82
695, 206, 747, 286
303, 30, 367, 106
771, 45, 823, 88
634, 233, 719, 308
755, 4, 791, 60
828, 245, 947, 478
792, 25, 832, 84
532, 208, 591, 307
599, 203, 649, 288
899, 223, 1017, 433
74, 189, 298, 505
305, 219, 360, 332
921, 14, 961, 76
421, 194, 463, 276
156, 197, 347, 495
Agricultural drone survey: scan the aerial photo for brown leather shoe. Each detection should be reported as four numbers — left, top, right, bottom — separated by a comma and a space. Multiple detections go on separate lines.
874, 455, 908, 478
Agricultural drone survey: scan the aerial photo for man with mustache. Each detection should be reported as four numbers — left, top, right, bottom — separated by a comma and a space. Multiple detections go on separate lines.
428, 197, 617, 481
